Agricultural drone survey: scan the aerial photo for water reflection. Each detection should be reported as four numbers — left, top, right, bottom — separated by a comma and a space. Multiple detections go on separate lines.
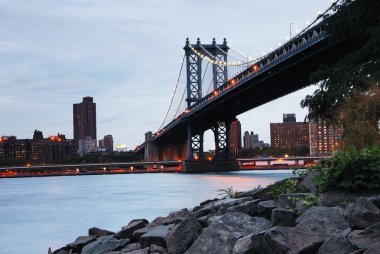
0, 170, 292, 253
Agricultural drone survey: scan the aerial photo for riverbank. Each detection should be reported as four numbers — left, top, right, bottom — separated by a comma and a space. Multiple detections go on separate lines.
51, 174, 380, 254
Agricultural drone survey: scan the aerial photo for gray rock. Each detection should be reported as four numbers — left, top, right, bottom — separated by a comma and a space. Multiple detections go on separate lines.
122, 248, 149, 254
89, 227, 115, 237
288, 207, 350, 253
226, 199, 261, 216
300, 171, 318, 192
232, 232, 268, 254
257, 200, 277, 219
165, 217, 202, 254
368, 195, 380, 209
317, 234, 356, 254
140, 224, 174, 248
271, 208, 296, 227
197, 215, 211, 227
206, 215, 223, 226
133, 227, 151, 241
115, 219, 149, 239
120, 243, 141, 253
263, 226, 290, 254
346, 197, 380, 229
233, 226, 290, 254
82, 236, 126, 254
52, 247, 69, 254
348, 222, 380, 249
105, 252, 121, 254
149, 209, 191, 227
296, 206, 349, 229
186, 212, 271, 254
53, 250, 69, 254
364, 242, 380, 254
193, 198, 252, 218
150, 244, 167, 253
318, 190, 378, 207
66, 235, 96, 251
277, 193, 313, 211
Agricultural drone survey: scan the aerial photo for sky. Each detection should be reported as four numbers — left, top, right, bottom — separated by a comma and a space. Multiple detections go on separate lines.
0, 0, 332, 150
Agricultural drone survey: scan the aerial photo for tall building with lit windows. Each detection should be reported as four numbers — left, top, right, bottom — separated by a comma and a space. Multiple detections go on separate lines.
229, 120, 242, 156
73, 96, 97, 152
270, 113, 309, 149
309, 121, 343, 156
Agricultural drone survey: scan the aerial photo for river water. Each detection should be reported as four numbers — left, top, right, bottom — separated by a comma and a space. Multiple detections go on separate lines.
0, 170, 292, 254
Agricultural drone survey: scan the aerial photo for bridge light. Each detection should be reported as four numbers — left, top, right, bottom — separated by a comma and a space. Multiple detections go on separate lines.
252, 65, 259, 71
76, 168, 79, 173
213, 90, 219, 96
26, 163, 31, 168
284, 154, 289, 158
160, 165, 164, 169
230, 79, 236, 86
208, 156, 212, 161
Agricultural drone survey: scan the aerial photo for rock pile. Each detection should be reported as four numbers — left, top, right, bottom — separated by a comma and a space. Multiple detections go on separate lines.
52, 191, 380, 254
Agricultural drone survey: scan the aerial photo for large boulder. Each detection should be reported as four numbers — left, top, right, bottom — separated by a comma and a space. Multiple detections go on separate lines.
139, 224, 174, 248
66, 235, 96, 252
287, 206, 350, 253
89, 227, 115, 237
121, 243, 142, 253
192, 198, 252, 218
165, 217, 202, 254
364, 242, 380, 254
346, 197, 380, 229
81, 236, 128, 254
186, 212, 271, 254
348, 222, 380, 249
122, 248, 149, 254
149, 209, 192, 227
226, 199, 261, 216
318, 190, 378, 207
368, 195, 380, 209
257, 200, 277, 219
271, 208, 296, 227
233, 226, 290, 254
300, 171, 318, 192
115, 219, 149, 239
317, 234, 356, 254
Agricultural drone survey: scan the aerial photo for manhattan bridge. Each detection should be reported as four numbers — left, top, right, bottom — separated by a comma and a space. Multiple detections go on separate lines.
135, 0, 358, 172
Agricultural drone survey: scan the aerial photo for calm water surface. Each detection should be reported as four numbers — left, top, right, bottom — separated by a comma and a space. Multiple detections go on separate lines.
0, 170, 292, 254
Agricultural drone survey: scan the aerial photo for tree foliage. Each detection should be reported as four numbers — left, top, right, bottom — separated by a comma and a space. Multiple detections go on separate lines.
301, 0, 380, 146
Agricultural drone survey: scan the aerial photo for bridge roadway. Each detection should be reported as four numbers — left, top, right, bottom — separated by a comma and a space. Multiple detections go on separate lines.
151, 24, 359, 144
0, 156, 324, 178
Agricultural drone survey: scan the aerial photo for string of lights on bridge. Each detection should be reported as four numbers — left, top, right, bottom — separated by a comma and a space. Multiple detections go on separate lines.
155, 0, 344, 134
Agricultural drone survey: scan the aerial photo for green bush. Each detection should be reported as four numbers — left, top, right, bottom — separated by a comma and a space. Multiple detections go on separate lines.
314, 146, 380, 192
268, 178, 299, 201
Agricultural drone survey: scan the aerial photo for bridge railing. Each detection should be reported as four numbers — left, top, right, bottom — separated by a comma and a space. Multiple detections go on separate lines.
188, 24, 326, 112
153, 23, 327, 140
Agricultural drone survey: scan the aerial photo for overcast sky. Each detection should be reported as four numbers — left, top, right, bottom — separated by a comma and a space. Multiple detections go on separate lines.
0, 0, 332, 150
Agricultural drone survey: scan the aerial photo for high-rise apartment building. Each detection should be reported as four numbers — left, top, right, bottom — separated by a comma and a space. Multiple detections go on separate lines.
73, 97, 97, 152
309, 121, 343, 155
229, 120, 242, 156
103, 135, 114, 152
243, 131, 253, 149
270, 113, 309, 150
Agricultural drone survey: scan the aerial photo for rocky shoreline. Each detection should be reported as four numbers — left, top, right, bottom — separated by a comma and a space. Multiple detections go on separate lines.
51, 176, 380, 254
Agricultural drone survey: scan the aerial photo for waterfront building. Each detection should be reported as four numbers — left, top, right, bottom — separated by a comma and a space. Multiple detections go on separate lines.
253, 134, 259, 148
270, 113, 309, 150
243, 131, 253, 149
229, 120, 242, 156
103, 135, 114, 152
78, 136, 97, 155
73, 96, 97, 153
0, 130, 72, 165
309, 121, 343, 156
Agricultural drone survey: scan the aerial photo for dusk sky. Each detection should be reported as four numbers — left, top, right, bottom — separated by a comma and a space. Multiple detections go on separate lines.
0, 0, 332, 150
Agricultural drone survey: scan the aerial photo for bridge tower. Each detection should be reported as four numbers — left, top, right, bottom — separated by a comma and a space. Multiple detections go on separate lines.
183, 38, 237, 171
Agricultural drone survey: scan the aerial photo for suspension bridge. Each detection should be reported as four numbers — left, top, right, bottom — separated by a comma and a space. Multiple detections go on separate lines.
135, 1, 358, 172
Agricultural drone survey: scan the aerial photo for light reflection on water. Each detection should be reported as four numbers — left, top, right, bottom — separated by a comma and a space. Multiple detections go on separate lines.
0, 170, 292, 254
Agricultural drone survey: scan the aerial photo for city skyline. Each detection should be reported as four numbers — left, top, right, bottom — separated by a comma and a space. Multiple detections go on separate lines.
0, 0, 330, 149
